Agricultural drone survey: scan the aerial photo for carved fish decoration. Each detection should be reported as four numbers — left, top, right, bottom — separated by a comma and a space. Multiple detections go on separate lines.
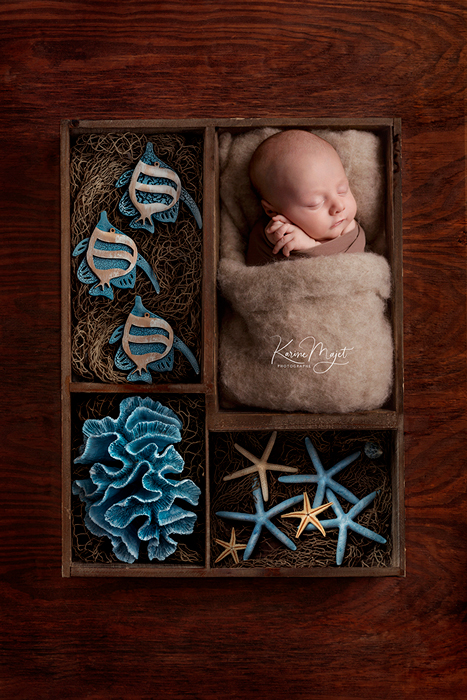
115, 142, 203, 233
72, 211, 160, 300
109, 296, 200, 382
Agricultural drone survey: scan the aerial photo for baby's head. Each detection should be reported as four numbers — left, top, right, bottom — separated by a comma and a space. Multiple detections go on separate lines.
249, 130, 357, 242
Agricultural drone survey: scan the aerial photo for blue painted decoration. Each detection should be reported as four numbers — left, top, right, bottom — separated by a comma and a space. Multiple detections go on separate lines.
72, 211, 160, 300
216, 479, 304, 560
72, 396, 201, 563
109, 295, 200, 382
304, 488, 387, 566
115, 143, 203, 233
364, 441, 384, 459
279, 438, 360, 508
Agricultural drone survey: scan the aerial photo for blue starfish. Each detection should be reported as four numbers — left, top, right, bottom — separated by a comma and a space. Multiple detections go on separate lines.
216, 481, 304, 560
279, 438, 360, 507
305, 488, 387, 565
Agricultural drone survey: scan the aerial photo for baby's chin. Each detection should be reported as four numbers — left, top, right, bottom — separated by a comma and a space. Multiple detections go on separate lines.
312, 228, 345, 243
322, 218, 356, 241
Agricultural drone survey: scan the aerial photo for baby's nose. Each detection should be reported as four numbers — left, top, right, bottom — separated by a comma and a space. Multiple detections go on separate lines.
330, 198, 344, 214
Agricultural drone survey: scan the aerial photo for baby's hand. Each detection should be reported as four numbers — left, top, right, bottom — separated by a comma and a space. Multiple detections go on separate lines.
265, 215, 321, 257
265, 215, 297, 245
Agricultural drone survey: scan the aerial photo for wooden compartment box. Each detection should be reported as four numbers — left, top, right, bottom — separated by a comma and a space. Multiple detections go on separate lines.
61, 118, 404, 577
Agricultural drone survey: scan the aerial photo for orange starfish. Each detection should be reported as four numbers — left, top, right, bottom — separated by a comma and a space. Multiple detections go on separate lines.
214, 528, 247, 564
281, 492, 333, 538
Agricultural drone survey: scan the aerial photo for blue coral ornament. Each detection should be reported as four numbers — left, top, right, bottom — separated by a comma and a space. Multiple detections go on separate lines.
72, 396, 201, 563
72, 210, 160, 300
115, 142, 202, 233
109, 296, 200, 382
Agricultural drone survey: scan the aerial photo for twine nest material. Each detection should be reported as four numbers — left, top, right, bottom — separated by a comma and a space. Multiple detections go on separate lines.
71, 394, 205, 565
210, 430, 393, 569
70, 132, 203, 383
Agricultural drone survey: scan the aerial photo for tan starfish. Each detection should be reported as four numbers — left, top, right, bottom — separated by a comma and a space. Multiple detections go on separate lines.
223, 431, 298, 501
214, 528, 247, 564
281, 492, 333, 538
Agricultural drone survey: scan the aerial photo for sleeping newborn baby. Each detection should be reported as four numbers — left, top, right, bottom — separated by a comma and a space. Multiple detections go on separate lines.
246, 130, 365, 266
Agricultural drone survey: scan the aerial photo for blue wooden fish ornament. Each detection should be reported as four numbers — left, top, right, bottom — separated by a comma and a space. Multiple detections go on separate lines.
109, 296, 200, 383
72, 211, 160, 300
115, 142, 203, 233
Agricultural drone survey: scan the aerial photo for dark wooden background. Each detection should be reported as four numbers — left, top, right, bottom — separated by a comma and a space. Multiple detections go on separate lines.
1, 2, 465, 698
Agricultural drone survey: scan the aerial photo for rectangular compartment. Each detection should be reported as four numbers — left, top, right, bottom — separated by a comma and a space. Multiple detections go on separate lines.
61, 118, 404, 577
69, 393, 206, 574
209, 429, 401, 575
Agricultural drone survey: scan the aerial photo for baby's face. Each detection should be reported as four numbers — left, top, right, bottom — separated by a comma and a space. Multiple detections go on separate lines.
267, 147, 357, 242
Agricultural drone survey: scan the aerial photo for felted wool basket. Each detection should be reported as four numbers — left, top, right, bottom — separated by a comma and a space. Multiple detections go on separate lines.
217, 128, 393, 413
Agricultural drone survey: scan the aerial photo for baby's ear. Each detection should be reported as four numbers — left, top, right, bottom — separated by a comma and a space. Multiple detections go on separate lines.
261, 199, 278, 218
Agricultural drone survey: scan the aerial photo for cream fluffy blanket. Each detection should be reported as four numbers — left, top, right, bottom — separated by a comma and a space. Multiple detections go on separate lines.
218, 128, 393, 413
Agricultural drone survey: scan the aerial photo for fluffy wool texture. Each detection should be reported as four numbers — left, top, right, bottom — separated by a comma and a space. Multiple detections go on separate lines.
218, 128, 394, 413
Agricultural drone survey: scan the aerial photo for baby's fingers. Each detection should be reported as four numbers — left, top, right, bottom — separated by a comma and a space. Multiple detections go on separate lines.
265, 220, 284, 235
271, 214, 291, 224
272, 234, 292, 255
273, 225, 292, 242
281, 241, 295, 257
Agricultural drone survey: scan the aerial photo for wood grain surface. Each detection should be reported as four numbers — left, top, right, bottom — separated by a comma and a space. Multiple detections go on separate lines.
1, 1, 465, 698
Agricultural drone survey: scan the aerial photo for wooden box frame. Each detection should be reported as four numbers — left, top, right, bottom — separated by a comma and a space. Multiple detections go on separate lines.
61, 118, 404, 578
